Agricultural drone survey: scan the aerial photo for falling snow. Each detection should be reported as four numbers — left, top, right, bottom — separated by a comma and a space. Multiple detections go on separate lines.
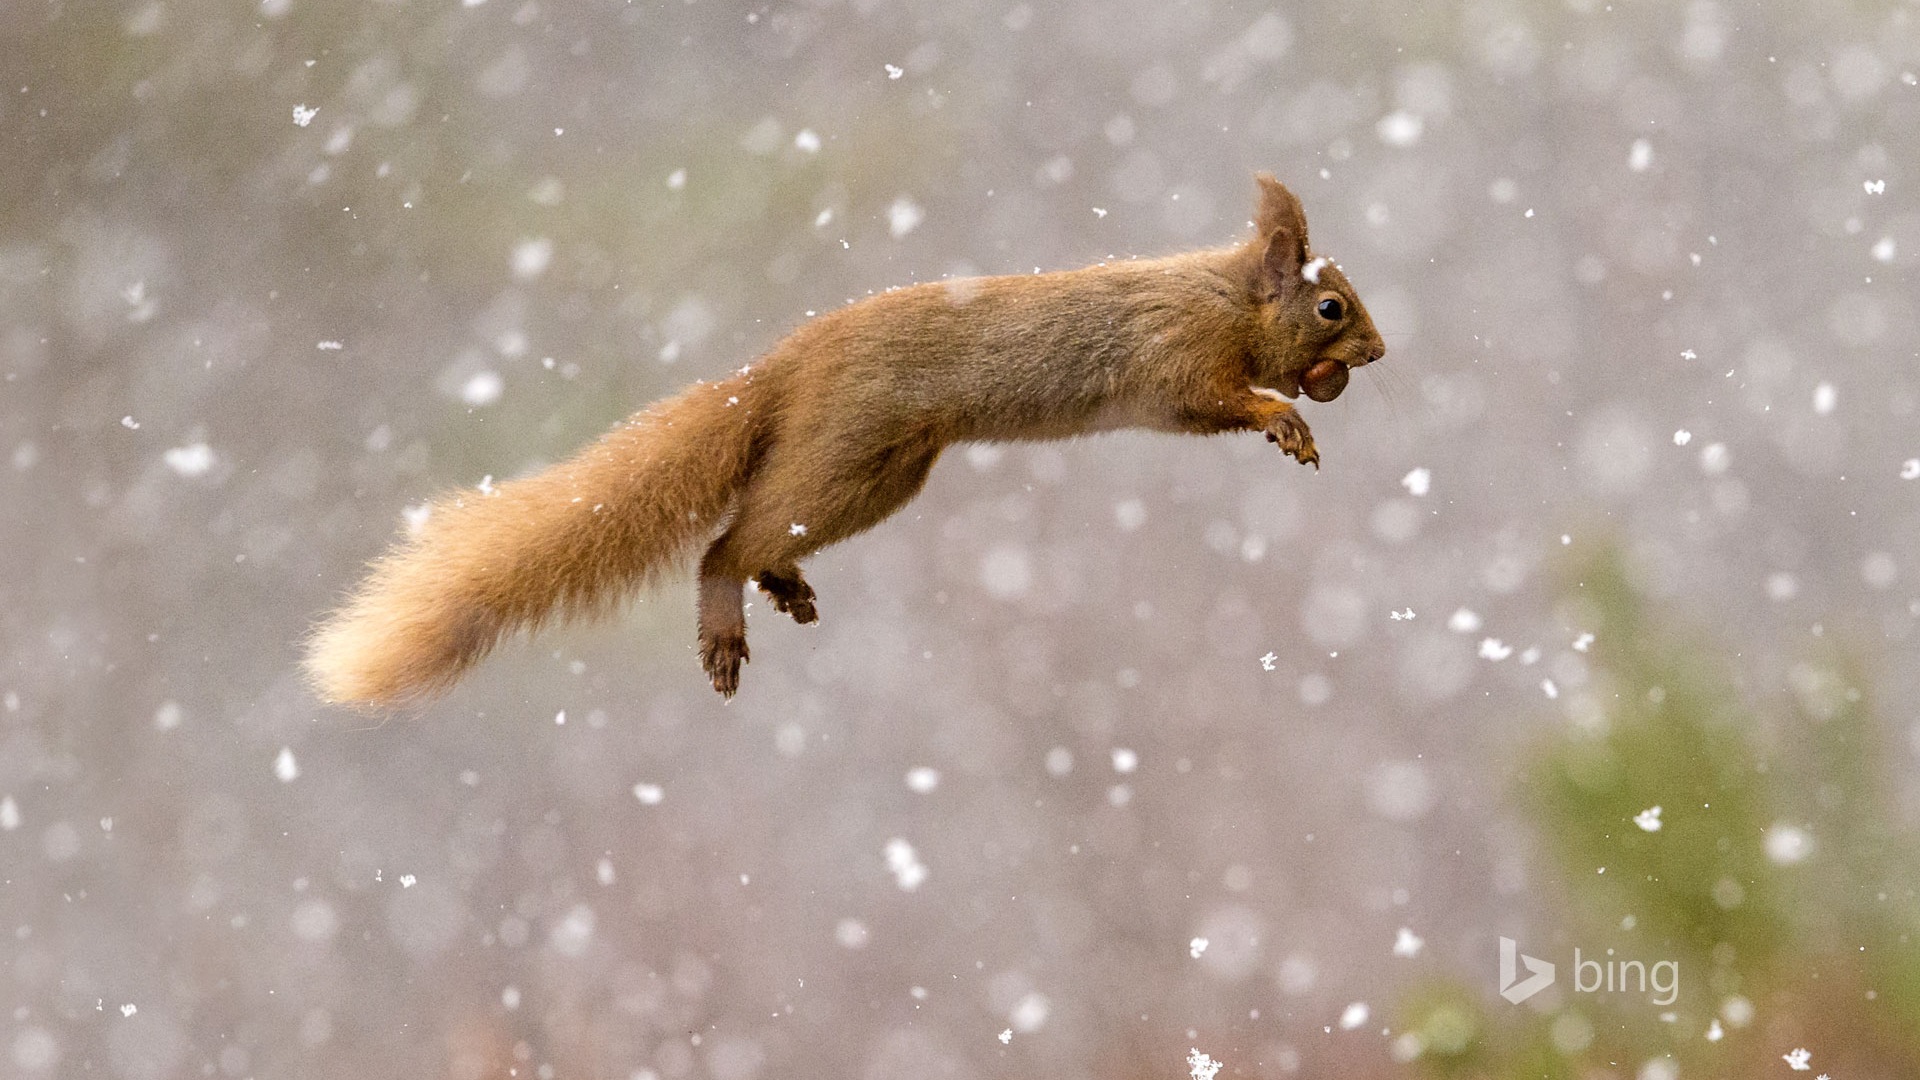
162, 442, 216, 477
885, 838, 928, 891
461, 371, 504, 407
10, 8, 1915, 1079
887, 196, 925, 239
1187, 1048, 1223, 1080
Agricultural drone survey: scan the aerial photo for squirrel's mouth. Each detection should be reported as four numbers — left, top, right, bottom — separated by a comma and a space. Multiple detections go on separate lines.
1253, 370, 1304, 400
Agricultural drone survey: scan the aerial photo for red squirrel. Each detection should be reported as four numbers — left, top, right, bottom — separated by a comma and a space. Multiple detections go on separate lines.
306, 173, 1385, 703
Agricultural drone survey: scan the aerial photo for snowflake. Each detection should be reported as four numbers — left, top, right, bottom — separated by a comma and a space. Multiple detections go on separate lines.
1376, 111, 1423, 149
887, 196, 924, 238
1634, 806, 1663, 832
885, 838, 928, 891
1782, 1047, 1811, 1071
1186, 1048, 1222, 1080
163, 443, 216, 478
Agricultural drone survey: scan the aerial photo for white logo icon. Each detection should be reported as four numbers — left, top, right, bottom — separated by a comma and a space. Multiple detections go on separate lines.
1499, 937, 1556, 1003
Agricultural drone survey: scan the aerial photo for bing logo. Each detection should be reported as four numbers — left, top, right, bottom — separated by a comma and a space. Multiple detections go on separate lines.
1499, 937, 1679, 1006
1498, 937, 1556, 1003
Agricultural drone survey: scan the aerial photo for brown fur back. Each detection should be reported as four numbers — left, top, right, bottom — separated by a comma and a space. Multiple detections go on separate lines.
303, 372, 765, 707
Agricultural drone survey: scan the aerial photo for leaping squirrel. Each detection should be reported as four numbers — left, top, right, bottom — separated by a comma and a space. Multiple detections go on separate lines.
306, 173, 1386, 703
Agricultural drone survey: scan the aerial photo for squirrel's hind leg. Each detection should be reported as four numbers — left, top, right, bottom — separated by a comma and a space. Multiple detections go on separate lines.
696, 554, 749, 698
694, 432, 942, 695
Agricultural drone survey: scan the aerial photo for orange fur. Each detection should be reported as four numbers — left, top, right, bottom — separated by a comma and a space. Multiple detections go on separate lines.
305, 173, 1386, 703
305, 374, 763, 706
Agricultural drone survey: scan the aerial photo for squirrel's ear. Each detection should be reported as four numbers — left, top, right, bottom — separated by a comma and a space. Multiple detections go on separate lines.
1252, 173, 1308, 289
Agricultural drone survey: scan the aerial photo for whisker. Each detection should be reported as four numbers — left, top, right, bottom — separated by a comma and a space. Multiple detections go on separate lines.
1365, 364, 1432, 430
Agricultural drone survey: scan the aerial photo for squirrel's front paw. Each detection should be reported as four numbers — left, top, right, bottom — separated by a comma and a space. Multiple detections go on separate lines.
1263, 408, 1320, 470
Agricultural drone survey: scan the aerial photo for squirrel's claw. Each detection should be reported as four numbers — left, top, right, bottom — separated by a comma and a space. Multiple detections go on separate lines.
699, 633, 749, 697
1263, 408, 1319, 469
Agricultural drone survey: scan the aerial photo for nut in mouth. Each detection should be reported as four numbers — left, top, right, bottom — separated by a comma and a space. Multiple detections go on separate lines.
1301, 358, 1350, 402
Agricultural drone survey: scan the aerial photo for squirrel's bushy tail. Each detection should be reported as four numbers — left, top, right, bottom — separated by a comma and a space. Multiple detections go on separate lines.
305, 375, 763, 708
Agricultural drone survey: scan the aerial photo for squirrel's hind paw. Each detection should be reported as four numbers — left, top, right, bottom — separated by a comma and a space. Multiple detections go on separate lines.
699, 632, 749, 697
755, 570, 819, 625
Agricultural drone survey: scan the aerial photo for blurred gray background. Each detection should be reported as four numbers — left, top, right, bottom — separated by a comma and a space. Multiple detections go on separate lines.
1, 1, 1916, 1077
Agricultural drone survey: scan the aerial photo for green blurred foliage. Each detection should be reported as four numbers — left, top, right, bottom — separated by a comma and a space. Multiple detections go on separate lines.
1400, 550, 1920, 1078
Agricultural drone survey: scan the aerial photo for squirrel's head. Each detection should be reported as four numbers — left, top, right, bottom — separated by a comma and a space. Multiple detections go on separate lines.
1242, 173, 1385, 403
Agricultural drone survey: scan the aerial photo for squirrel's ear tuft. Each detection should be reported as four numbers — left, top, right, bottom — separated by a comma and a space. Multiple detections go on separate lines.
1253, 173, 1308, 288
1254, 173, 1309, 245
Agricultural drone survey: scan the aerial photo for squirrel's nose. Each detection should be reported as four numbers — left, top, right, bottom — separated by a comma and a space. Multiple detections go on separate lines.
1366, 342, 1386, 364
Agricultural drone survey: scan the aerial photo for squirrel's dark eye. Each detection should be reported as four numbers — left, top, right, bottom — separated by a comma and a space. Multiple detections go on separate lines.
1316, 297, 1344, 321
